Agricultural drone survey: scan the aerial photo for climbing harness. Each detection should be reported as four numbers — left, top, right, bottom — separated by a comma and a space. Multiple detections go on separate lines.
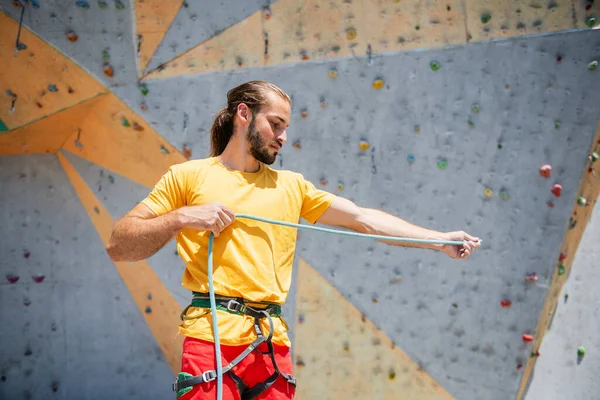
172, 213, 475, 400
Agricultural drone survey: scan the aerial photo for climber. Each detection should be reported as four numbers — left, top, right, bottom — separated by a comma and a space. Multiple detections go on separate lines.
105, 80, 480, 400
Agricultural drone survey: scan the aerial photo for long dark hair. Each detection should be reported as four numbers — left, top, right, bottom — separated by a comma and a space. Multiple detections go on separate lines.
210, 80, 291, 157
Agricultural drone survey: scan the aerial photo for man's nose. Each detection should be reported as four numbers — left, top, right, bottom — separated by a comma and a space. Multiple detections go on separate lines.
278, 129, 287, 144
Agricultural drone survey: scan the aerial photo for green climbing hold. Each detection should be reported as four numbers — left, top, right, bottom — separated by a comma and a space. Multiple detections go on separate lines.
115, 0, 125, 9
437, 159, 448, 170
586, 16, 597, 28
0, 119, 8, 132
558, 264, 565, 276
471, 103, 480, 113
121, 117, 130, 127
430, 61, 441, 71
577, 196, 587, 206
102, 50, 110, 62
468, 120, 475, 128
98, 0, 108, 8
592, 152, 599, 162
481, 12, 492, 24
555, 121, 561, 129
588, 61, 598, 71
140, 85, 149, 96
578, 346, 586, 356
499, 188, 509, 201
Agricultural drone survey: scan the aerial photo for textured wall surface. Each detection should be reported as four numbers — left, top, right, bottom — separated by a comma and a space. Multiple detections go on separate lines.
525, 204, 600, 400
0, 155, 174, 399
1, 1, 599, 399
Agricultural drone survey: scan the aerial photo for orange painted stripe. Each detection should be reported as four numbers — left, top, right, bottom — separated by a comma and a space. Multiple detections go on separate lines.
134, 0, 184, 73
61, 92, 186, 188
57, 151, 184, 375
0, 11, 106, 131
516, 122, 600, 400
0, 95, 101, 155
294, 258, 454, 400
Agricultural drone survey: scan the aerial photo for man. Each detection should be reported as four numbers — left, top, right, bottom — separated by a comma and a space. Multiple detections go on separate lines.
106, 80, 480, 400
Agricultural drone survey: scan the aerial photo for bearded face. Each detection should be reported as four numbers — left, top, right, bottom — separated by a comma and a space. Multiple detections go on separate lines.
246, 116, 278, 165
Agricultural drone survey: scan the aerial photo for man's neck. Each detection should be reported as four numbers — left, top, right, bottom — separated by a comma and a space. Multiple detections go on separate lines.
219, 139, 260, 173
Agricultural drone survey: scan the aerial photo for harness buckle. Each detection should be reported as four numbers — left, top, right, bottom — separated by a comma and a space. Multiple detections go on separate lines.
202, 370, 217, 383
227, 299, 247, 314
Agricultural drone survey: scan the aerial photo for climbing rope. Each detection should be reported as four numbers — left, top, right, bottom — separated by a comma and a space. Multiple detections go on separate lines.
206, 213, 477, 400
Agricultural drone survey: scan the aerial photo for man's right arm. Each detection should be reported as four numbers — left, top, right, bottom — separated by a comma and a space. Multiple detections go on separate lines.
105, 202, 235, 262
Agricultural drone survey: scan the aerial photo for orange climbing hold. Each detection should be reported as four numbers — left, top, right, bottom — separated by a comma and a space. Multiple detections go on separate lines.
103, 65, 114, 77
67, 31, 78, 42
522, 334, 534, 343
500, 299, 512, 308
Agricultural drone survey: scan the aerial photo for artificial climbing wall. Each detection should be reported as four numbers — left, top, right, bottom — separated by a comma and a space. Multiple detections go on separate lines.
1, 1, 599, 400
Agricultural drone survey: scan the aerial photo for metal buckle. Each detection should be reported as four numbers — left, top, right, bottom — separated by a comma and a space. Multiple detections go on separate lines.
203, 370, 217, 382
227, 299, 246, 313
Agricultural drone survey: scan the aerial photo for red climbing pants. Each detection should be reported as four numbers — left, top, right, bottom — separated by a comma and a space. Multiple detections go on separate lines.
178, 336, 296, 400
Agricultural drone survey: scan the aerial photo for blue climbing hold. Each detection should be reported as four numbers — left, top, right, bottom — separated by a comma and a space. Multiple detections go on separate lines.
407, 154, 415, 163
76, 1, 90, 8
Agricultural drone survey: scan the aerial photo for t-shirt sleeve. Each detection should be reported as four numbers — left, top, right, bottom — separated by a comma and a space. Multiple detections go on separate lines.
299, 175, 335, 224
140, 164, 187, 217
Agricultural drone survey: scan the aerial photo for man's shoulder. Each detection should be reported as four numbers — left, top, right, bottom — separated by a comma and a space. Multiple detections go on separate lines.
264, 165, 305, 182
169, 157, 217, 173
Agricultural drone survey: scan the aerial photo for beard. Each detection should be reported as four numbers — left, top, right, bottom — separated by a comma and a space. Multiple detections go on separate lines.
246, 117, 278, 165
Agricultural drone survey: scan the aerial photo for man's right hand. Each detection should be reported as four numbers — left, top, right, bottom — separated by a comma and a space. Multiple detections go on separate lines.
177, 202, 236, 237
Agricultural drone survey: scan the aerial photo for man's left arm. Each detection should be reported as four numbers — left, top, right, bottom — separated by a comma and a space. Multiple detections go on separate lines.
316, 196, 480, 259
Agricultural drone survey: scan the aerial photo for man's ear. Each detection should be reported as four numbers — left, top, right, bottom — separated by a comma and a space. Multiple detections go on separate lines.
236, 103, 251, 126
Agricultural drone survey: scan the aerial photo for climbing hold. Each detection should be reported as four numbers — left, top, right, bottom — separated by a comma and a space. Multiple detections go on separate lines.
577, 196, 587, 206
591, 152, 599, 162
297, 314, 305, 324
578, 346, 586, 356
343, 341, 350, 352
23, 298, 31, 306
98, 0, 107, 8
358, 140, 370, 151
588, 61, 598, 71
0, 119, 8, 132
388, 369, 396, 381
300, 110, 308, 118
296, 357, 306, 367
328, 69, 339, 78
525, 272, 538, 282
292, 140, 301, 149
108, 175, 114, 184
346, 27, 357, 41
530, 351, 540, 358
48, 85, 58, 92
263, 7, 272, 20
539, 164, 552, 178
102, 50, 110, 62
183, 144, 192, 159
372, 79, 384, 90
437, 159, 448, 170
337, 182, 344, 191
522, 334, 534, 343
483, 187, 494, 198
24, 250, 31, 259
67, 31, 78, 42
147, 293, 152, 300
300, 51, 310, 61
76, 0, 90, 8
559, 252, 567, 262
468, 120, 475, 128
407, 154, 415, 163
430, 61, 441, 71
558, 264, 566, 276
471, 103, 480, 113
586, 16, 597, 28
551, 184, 562, 197
499, 188, 509, 201
556, 55, 562, 63
555, 121, 561, 129
94, 206, 100, 214
481, 12, 492, 24
6, 274, 19, 284
320, 178, 328, 186
140, 102, 148, 112
132, 121, 144, 131
145, 306, 152, 313
140, 85, 149, 96
160, 145, 170, 154
115, 0, 125, 9
565, 293, 569, 301
501, 299, 512, 308
32, 274, 45, 283
103, 64, 114, 77
121, 117, 130, 127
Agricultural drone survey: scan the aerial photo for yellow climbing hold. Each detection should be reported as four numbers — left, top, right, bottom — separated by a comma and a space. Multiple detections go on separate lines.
372, 79, 384, 90
337, 182, 344, 191
359, 140, 370, 151
346, 27, 357, 41
484, 187, 494, 198
328, 69, 339, 78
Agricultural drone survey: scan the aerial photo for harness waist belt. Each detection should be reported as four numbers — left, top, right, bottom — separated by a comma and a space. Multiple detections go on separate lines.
190, 292, 282, 317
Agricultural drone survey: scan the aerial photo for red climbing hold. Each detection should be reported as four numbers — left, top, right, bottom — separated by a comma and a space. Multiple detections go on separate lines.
501, 299, 512, 308
23, 250, 31, 259
6, 274, 19, 284
525, 273, 538, 282
556, 55, 562, 63
523, 334, 534, 342
547, 201, 555, 208
539, 164, 552, 178
559, 252, 567, 262
551, 184, 562, 197
32, 274, 45, 283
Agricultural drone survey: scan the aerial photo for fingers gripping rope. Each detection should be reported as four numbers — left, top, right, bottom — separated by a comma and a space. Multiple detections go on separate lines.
207, 213, 479, 400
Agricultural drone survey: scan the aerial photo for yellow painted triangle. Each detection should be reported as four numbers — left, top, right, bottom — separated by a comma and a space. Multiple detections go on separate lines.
0, 95, 100, 155
61, 92, 186, 188
294, 258, 454, 400
57, 151, 183, 375
0, 12, 106, 131
134, 0, 184, 73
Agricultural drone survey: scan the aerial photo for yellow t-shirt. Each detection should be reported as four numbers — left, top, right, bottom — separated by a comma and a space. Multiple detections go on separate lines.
141, 157, 334, 347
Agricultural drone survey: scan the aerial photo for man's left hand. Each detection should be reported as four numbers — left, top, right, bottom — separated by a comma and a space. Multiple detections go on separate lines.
440, 231, 481, 259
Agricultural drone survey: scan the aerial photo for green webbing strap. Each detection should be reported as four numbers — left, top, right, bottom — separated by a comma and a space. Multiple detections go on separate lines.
190, 295, 282, 317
